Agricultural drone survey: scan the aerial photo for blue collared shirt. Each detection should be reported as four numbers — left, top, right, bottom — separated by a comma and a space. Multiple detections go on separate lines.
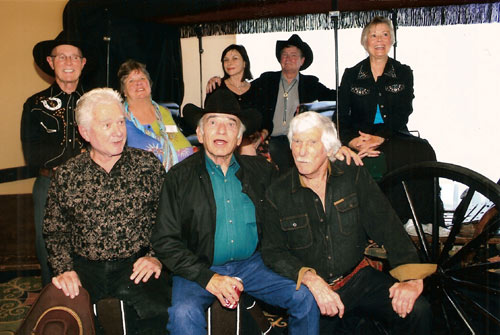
206, 154, 258, 265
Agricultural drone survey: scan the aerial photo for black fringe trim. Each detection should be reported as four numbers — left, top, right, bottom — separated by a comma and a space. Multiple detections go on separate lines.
180, 2, 500, 38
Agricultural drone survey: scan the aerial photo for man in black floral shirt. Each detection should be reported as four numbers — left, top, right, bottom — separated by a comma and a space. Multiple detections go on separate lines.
43, 88, 169, 334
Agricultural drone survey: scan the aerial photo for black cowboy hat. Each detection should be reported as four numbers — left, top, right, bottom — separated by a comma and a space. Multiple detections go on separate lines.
275, 34, 313, 71
183, 89, 262, 136
32, 31, 88, 77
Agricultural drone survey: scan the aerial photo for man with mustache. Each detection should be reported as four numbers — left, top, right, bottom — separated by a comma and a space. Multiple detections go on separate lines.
261, 112, 434, 334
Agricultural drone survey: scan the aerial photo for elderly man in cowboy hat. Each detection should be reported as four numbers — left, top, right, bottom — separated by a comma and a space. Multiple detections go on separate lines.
21, 31, 89, 286
151, 89, 320, 335
208, 34, 336, 173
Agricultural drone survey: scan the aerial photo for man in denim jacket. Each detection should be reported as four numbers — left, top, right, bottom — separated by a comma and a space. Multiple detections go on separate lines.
261, 112, 435, 334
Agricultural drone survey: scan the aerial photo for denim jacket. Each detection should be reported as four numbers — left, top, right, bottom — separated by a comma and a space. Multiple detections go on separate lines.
261, 160, 420, 283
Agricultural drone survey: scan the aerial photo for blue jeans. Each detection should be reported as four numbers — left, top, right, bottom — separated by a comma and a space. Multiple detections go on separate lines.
33, 175, 52, 286
168, 252, 319, 335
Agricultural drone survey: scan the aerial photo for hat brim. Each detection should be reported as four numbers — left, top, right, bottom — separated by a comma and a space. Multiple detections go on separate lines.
182, 103, 262, 137
32, 35, 89, 77
275, 38, 313, 71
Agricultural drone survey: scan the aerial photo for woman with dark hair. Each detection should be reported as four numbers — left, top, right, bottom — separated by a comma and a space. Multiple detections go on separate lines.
336, 17, 445, 232
118, 59, 193, 171
206, 44, 267, 155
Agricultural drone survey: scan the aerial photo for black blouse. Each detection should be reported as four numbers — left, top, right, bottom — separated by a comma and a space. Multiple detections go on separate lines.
336, 57, 414, 145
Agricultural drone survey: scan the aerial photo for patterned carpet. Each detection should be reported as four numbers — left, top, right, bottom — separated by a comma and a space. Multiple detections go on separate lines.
0, 275, 41, 335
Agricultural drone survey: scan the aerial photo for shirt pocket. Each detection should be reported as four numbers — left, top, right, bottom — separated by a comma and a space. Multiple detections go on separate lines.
334, 193, 359, 236
280, 214, 312, 250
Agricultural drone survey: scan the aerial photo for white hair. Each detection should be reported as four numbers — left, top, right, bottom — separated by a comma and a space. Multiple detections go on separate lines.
288, 112, 342, 162
76, 88, 124, 129
198, 114, 246, 139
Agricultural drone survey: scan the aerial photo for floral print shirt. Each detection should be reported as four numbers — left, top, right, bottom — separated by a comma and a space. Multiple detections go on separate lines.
43, 147, 166, 275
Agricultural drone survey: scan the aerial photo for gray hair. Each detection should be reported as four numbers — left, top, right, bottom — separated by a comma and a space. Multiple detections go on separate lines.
288, 112, 341, 162
76, 88, 124, 129
198, 114, 246, 139
360, 16, 395, 51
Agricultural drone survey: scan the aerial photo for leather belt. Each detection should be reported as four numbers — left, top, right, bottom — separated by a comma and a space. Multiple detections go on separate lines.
329, 258, 371, 291
39, 168, 55, 178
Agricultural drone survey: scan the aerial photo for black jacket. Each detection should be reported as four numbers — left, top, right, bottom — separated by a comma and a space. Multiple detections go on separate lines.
252, 71, 336, 134
21, 83, 86, 169
336, 57, 414, 145
261, 161, 419, 282
152, 150, 279, 288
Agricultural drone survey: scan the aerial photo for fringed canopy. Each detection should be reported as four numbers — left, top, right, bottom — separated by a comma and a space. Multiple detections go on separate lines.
180, 2, 500, 38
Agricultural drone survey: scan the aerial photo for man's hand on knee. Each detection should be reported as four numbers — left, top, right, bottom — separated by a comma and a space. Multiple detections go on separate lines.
205, 274, 244, 308
389, 279, 423, 318
130, 256, 162, 284
302, 271, 345, 317
52, 271, 81, 299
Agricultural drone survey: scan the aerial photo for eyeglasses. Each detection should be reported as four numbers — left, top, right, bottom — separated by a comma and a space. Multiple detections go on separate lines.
50, 54, 83, 63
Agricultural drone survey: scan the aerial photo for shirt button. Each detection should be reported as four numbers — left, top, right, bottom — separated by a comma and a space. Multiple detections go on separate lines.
325, 235, 329, 239
320, 218, 324, 222
314, 198, 319, 202
380, 105, 384, 108
379, 93, 382, 96
329, 273, 333, 277
292, 222, 297, 227
328, 256, 332, 260
231, 240, 234, 243
226, 199, 230, 203
69, 139, 72, 142
229, 220, 233, 224
224, 179, 227, 183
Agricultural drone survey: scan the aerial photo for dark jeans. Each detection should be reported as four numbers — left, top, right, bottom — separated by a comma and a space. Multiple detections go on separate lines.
74, 253, 170, 335
33, 175, 53, 286
320, 267, 431, 335
269, 135, 294, 174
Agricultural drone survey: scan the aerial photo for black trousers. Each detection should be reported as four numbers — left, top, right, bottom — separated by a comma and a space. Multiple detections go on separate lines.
74, 254, 170, 335
378, 134, 441, 225
320, 267, 431, 335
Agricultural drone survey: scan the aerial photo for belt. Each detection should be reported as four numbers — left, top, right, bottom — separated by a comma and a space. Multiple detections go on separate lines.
329, 258, 371, 291
39, 168, 55, 178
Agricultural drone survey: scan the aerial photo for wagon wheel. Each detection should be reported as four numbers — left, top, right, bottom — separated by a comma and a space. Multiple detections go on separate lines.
379, 162, 500, 335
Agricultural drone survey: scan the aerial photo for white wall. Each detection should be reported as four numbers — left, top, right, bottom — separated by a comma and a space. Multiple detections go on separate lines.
235, 24, 500, 182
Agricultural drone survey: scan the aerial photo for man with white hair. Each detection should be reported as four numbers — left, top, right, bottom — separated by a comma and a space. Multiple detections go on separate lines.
261, 112, 434, 333
43, 88, 170, 334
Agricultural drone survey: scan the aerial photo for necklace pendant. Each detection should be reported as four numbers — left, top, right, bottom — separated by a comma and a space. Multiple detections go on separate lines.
283, 120, 287, 126
283, 92, 288, 98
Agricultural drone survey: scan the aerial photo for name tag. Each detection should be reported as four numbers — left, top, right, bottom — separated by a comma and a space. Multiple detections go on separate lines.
164, 125, 178, 133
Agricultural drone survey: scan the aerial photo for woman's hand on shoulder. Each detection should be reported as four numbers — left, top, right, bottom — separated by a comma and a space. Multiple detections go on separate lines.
335, 146, 363, 166
206, 76, 222, 93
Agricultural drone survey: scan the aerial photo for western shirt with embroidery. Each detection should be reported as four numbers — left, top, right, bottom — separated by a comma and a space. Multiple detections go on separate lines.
21, 83, 86, 169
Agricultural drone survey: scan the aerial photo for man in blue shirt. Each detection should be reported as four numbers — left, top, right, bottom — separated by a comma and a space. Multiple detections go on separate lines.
151, 89, 319, 334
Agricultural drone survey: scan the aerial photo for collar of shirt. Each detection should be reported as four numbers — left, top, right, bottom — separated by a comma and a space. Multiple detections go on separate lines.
205, 153, 238, 177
